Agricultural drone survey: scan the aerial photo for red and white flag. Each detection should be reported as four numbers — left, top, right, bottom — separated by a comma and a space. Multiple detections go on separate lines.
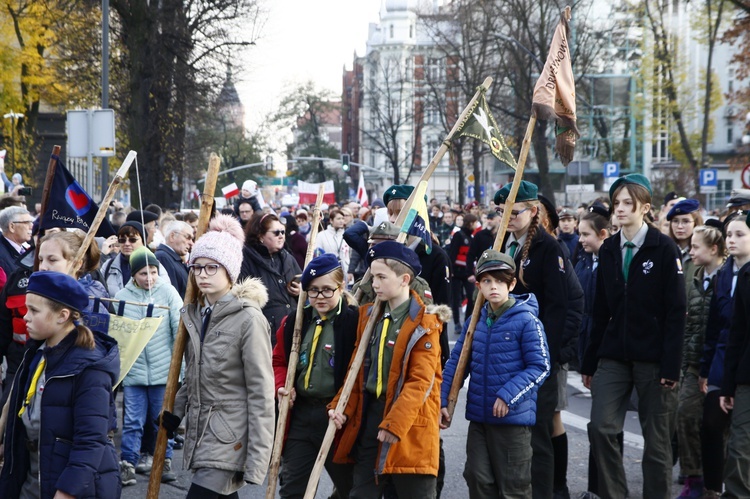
357, 170, 368, 207
298, 180, 336, 205
221, 182, 240, 199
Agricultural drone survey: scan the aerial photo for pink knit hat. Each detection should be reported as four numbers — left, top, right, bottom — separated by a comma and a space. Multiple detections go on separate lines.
190, 214, 245, 282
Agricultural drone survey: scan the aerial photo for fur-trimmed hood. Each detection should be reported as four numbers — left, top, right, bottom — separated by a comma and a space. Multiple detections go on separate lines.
426, 304, 452, 324
232, 277, 269, 309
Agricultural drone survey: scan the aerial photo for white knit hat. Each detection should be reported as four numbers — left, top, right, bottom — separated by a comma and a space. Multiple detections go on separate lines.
190, 214, 245, 283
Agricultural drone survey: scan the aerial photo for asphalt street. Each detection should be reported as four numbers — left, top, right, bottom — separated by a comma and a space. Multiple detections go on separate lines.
121, 339, 683, 498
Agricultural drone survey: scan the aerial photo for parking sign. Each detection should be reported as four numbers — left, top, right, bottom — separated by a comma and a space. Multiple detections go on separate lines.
603, 162, 620, 178
699, 168, 718, 194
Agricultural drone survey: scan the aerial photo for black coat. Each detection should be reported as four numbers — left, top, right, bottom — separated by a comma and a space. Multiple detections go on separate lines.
240, 243, 302, 338
448, 229, 472, 278
155, 243, 188, 299
722, 261, 750, 396
581, 226, 686, 381
467, 228, 496, 276
504, 228, 569, 366
279, 302, 359, 394
0, 234, 22, 279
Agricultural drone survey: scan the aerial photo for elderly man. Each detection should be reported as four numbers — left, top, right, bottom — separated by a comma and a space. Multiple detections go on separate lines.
0, 206, 33, 277
155, 220, 193, 298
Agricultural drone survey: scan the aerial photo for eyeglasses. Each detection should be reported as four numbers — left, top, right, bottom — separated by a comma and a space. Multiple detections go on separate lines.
307, 286, 339, 298
118, 236, 140, 244
188, 263, 221, 276
12, 220, 33, 225
268, 230, 285, 237
495, 207, 531, 220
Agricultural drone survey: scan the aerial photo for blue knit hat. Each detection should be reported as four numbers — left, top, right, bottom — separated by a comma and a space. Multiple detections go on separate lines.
301, 254, 341, 290
366, 240, 422, 275
666, 198, 700, 221
27, 271, 89, 313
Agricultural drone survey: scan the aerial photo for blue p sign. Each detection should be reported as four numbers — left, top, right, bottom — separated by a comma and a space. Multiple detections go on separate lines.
603, 162, 620, 178
700, 168, 718, 187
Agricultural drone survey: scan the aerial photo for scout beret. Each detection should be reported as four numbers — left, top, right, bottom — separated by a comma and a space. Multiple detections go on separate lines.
663, 191, 679, 205
130, 247, 159, 275
666, 198, 700, 221
608, 173, 653, 201
704, 218, 724, 233
587, 203, 610, 219
475, 249, 516, 276
27, 271, 89, 313
126, 210, 159, 224
383, 185, 414, 206
366, 240, 422, 276
493, 180, 539, 205
537, 194, 559, 230
301, 253, 341, 290
368, 221, 400, 243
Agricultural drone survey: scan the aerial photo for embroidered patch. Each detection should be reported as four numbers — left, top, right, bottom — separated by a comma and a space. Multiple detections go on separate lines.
643, 260, 654, 274
369, 248, 376, 258
329, 357, 335, 367
522, 259, 531, 268
425, 290, 433, 299
18, 277, 28, 289
379, 222, 387, 230
676, 258, 684, 275
387, 339, 396, 347
558, 256, 565, 273
324, 344, 332, 351
310, 269, 317, 275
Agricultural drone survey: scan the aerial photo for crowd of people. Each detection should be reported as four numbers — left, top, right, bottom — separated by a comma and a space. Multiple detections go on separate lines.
0, 174, 748, 499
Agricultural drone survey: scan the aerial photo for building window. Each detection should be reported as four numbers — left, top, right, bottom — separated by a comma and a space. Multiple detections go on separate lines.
390, 24, 394, 38
427, 136, 439, 160
405, 58, 413, 81
428, 58, 442, 82
718, 178, 733, 203
410, 25, 414, 38
728, 126, 733, 145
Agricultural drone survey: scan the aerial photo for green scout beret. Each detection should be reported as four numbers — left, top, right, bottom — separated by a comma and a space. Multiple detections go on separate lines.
608, 173, 653, 201
383, 185, 414, 206
475, 249, 516, 276
493, 180, 538, 205
368, 221, 400, 243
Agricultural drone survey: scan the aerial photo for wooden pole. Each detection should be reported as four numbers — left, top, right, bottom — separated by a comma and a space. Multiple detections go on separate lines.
444, 115, 537, 425
34, 146, 61, 271
68, 151, 137, 277
147, 153, 221, 498
303, 77, 494, 499
265, 184, 326, 498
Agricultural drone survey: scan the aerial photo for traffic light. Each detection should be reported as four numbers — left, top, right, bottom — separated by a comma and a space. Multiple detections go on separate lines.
341, 153, 350, 172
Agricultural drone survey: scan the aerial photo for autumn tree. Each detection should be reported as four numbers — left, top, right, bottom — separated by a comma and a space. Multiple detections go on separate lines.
722, 3, 750, 169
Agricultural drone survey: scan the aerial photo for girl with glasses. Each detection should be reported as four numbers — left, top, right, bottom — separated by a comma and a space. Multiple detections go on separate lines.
158, 214, 275, 498
240, 213, 302, 340
270, 253, 358, 498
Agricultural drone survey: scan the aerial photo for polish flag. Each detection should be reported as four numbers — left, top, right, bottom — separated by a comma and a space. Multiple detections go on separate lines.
357, 171, 368, 207
221, 182, 240, 199
298, 180, 336, 205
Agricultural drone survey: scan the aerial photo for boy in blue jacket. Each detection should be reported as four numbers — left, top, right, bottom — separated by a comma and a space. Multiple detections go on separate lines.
440, 249, 550, 498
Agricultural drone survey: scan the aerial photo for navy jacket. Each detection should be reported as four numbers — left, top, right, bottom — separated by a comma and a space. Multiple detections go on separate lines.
574, 251, 598, 365
722, 262, 750, 395
155, 243, 189, 298
701, 257, 736, 386
0, 234, 21, 279
441, 294, 550, 426
0, 330, 121, 499
582, 226, 686, 381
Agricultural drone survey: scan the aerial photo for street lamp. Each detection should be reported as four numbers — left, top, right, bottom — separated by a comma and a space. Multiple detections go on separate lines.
3, 111, 24, 172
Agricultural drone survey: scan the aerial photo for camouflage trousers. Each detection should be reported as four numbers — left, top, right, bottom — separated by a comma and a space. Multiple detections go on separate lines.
677, 370, 705, 476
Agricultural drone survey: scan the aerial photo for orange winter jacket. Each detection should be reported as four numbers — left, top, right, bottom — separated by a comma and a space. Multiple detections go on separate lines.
329, 290, 449, 476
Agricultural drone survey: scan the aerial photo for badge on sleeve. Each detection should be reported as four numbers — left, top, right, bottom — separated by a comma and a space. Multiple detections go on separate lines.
558, 256, 566, 273
676, 258, 684, 275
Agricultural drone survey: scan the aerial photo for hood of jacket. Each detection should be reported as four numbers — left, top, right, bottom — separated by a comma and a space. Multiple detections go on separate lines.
232, 277, 269, 309
28, 329, 119, 385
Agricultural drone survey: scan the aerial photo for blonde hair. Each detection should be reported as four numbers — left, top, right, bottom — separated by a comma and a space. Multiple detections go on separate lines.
38, 230, 101, 277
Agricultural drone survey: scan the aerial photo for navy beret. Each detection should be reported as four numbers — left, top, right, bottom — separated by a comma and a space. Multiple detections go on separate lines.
704, 218, 724, 233
366, 240, 422, 276
493, 180, 538, 205
608, 174, 653, 201
537, 194, 559, 230
301, 254, 341, 290
126, 210, 159, 224
587, 203, 610, 219
666, 198, 700, 221
27, 271, 89, 313
664, 191, 679, 205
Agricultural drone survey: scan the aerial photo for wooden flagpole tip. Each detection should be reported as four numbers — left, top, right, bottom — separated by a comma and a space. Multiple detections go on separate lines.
481, 77, 493, 90
563, 6, 571, 21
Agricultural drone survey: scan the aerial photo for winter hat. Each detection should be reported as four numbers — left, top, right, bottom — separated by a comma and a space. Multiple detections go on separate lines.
301, 254, 341, 290
130, 246, 159, 275
27, 271, 88, 313
189, 214, 245, 283
242, 180, 257, 193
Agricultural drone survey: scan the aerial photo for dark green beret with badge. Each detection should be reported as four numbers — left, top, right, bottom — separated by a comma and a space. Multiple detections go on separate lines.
475, 249, 516, 276
493, 180, 539, 205
383, 184, 414, 206
608, 173, 653, 201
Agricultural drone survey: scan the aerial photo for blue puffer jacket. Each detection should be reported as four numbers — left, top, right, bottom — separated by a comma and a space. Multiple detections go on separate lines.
0, 329, 121, 498
115, 278, 182, 386
441, 293, 551, 426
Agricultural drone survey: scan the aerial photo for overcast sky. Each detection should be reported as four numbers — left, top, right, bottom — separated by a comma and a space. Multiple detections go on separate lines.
235, 0, 382, 130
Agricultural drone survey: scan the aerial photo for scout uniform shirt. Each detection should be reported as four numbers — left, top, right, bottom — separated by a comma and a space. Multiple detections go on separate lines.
297, 301, 342, 399
366, 297, 412, 398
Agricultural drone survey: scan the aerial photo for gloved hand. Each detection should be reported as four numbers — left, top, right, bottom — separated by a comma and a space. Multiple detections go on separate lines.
156, 411, 181, 439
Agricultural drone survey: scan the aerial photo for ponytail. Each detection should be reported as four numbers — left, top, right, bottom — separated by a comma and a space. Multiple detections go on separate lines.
71, 310, 95, 349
